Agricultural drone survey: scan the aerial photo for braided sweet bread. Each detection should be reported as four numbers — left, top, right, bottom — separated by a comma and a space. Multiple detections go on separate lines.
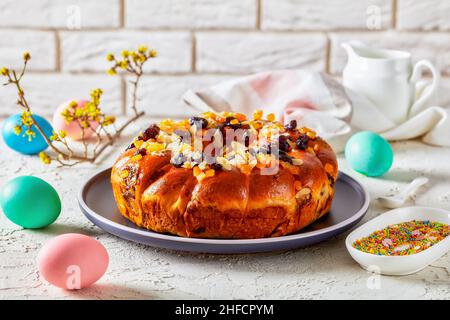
111, 110, 338, 239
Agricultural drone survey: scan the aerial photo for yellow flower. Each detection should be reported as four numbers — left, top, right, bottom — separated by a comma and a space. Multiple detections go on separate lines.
69, 100, 78, 109
102, 115, 116, 126
74, 108, 85, 117
118, 60, 129, 69
266, 113, 275, 122
23, 52, 31, 61
39, 152, 51, 165
24, 129, 36, 141
107, 68, 117, 76
60, 109, 74, 123
90, 88, 103, 101
138, 53, 147, 63
121, 50, 129, 58
1, 67, 9, 76
138, 45, 148, 53
49, 132, 58, 141
13, 125, 22, 135
21, 111, 33, 126
58, 130, 67, 139
106, 53, 115, 61
149, 49, 157, 58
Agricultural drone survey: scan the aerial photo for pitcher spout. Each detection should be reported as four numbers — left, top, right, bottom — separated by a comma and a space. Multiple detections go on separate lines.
341, 40, 369, 60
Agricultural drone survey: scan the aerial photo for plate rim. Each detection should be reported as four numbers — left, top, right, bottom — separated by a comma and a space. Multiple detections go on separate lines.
78, 167, 370, 245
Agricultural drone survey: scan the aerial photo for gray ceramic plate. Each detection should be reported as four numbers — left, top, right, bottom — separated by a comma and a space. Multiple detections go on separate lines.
78, 168, 369, 253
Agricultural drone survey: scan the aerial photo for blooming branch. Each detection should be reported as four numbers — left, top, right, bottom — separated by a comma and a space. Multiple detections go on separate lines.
1, 45, 157, 166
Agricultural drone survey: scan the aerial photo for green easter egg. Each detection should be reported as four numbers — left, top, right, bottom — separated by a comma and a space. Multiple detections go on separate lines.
0, 176, 61, 228
345, 131, 393, 177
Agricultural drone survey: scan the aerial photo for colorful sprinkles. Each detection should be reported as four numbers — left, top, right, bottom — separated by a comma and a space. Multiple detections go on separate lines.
353, 220, 450, 256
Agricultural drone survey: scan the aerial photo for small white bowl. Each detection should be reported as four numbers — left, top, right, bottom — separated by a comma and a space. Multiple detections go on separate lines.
345, 206, 450, 276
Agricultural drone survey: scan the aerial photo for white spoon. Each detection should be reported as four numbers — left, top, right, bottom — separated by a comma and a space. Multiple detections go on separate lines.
378, 176, 429, 209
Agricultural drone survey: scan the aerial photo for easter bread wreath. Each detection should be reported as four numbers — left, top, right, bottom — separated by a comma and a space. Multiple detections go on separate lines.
111, 110, 338, 239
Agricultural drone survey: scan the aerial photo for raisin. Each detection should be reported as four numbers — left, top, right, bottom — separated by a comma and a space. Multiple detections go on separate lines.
210, 163, 223, 171
189, 116, 208, 129
134, 148, 147, 157
278, 135, 291, 152
243, 131, 252, 147
225, 116, 235, 124
279, 150, 293, 164
285, 120, 297, 131
193, 226, 206, 234
225, 116, 241, 129
296, 134, 309, 150
142, 124, 160, 141
244, 136, 250, 147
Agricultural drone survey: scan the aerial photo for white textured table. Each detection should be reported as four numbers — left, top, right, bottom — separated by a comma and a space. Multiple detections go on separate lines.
1, 119, 449, 300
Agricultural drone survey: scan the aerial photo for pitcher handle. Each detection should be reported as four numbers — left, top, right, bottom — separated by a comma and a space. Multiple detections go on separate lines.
409, 59, 440, 117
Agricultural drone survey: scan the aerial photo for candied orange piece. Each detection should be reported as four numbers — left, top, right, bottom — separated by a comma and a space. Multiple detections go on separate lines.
267, 113, 275, 122
193, 166, 202, 177
240, 164, 253, 175
253, 109, 263, 120
235, 113, 247, 121
205, 169, 215, 177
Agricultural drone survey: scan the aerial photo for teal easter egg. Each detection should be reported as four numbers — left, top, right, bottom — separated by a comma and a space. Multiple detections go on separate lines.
345, 131, 393, 177
0, 176, 61, 229
1, 113, 53, 155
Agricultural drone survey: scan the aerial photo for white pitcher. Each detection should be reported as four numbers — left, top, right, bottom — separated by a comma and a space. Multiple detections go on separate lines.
342, 41, 440, 124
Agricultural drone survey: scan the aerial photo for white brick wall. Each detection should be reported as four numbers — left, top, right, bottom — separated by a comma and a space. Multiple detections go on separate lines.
0, 74, 122, 116
0, 0, 120, 28
127, 75, 233, 118
261, 0, 392, 30
1, 0, 450, 118
196, 32, 327, 73
60, 31, 192, 73
125, 0, 257, 29
397, 0, 450, 30
0, 30, 56, 71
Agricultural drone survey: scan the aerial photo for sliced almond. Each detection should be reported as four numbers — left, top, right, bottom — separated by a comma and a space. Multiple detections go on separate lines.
295, 187, 311, 200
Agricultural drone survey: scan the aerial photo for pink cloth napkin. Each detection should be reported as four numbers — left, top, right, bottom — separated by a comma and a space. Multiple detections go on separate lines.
183, 69, 450, 152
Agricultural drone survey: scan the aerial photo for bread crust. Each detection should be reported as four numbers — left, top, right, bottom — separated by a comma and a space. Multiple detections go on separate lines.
111, 136, 338, 239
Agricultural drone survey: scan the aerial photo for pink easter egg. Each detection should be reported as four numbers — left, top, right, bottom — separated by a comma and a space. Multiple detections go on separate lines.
52, 100, 99, 140
37, 233, 109, 290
